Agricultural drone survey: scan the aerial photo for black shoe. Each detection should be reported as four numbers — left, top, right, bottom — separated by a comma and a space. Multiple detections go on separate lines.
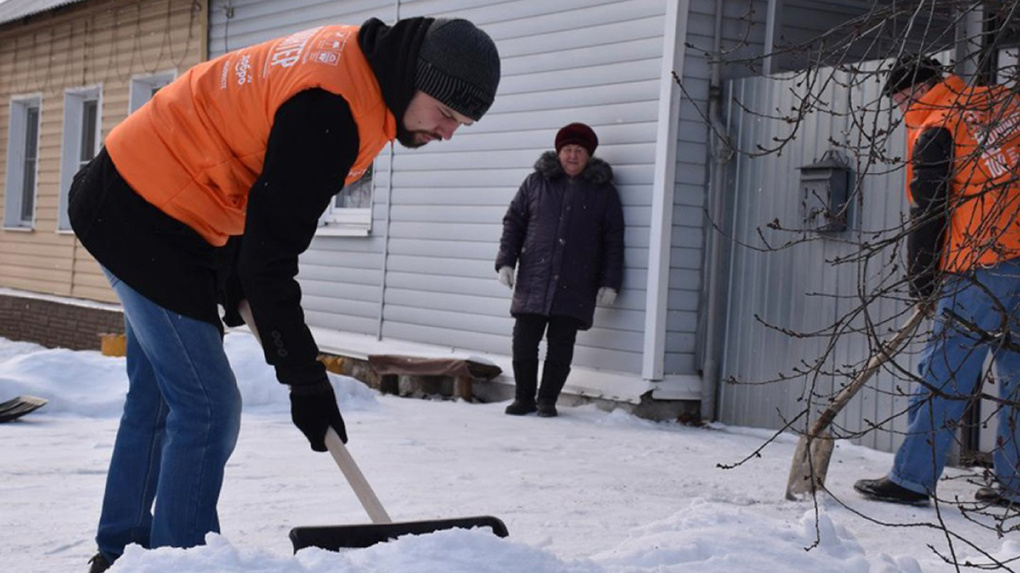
853, 477, 929, 506
976, 486, 1001, 502
975, 486, 1017, 508
536, 401, 558, 417
88, 553, 112, 573
504, 400, 537, 416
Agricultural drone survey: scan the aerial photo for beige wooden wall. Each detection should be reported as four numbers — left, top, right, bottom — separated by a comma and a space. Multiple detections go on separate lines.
0, 0, 207, 303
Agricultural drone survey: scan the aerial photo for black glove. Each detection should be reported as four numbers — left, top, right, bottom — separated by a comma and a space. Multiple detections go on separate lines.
289, 380, 347, 451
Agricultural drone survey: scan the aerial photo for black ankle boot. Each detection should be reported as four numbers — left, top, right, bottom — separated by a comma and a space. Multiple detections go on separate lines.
536, 401, 558, 417
976, 486, 1002, 502
536, 362, 570, 418
976, 485, 1017, 507
506, 360, 538, 416
504, 399, 537, 415
88, 553, 112, 573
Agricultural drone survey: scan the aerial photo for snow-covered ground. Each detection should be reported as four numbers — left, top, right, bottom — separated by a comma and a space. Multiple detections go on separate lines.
1, 332, 1017, 572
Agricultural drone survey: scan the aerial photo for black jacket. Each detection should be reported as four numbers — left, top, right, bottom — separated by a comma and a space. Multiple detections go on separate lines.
496, 151, 625, 330
67, 17, 432, 388
907, 127, 953, 300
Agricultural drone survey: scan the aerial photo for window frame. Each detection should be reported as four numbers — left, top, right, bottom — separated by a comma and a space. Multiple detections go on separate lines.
4, 94, 43, 230
128, 70, 176, 113
57, 85, 103, 232
317, 160, 375, 236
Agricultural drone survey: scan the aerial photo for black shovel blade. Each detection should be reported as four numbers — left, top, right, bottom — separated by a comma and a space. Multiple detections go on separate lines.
290, 515, 509, 552
0, 395, 47, 423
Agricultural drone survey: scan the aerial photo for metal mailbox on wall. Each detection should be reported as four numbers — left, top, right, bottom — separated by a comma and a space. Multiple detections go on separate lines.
798, 151, 851, 233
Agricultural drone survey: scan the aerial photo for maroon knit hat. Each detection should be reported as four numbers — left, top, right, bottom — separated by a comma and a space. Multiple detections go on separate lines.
555, 122, 598, 155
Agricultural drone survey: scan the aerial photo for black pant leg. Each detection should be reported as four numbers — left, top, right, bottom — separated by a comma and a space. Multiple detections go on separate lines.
544, 315, 581, 368
512, 314, 548, 362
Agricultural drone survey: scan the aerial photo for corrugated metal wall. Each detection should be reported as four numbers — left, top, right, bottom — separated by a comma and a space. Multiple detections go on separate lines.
671, 0, 922, 382
208, 0, 666, 377
717, 62, 923, 452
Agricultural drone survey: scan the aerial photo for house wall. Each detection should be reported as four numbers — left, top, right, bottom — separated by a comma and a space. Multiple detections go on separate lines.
208, 0, 669, 383
2, 0, 958, 419
209, 0, 396, 336
661, 0, 922, 386
711, 7, 999, 451
0, 0, 208, 305
0, 290, 123, 350
204, 0, 893, 398
717, 62, 924, 453
667, 0, 768, 383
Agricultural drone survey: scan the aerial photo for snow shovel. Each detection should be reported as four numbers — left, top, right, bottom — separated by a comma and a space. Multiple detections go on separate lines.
784, 305, 926, 500
288, 427, 508, 551
234, 302, 508, 550
0, 395, 47, 423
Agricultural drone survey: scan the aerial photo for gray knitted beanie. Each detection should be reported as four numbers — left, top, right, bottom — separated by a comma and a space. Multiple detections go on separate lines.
415, 19, 501, 121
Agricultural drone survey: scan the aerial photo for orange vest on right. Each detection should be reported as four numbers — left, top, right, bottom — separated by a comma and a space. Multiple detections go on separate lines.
904, 75, 1020, 272
106, 25, 395, 246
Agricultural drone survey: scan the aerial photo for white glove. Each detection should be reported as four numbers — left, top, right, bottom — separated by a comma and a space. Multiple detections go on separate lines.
497, 266, 515, 289
597, 287, 617, 305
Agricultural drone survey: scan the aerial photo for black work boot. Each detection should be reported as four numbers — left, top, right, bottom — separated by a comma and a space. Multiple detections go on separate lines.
976, 486, 1002, 502
853, 477, 929, 506
536, 362, 570, 417
976, 485, 1017, 508
505, 360, 538, 415
88, 552, 112, 573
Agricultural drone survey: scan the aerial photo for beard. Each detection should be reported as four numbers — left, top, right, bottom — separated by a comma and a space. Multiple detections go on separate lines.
396, 123, 437, 149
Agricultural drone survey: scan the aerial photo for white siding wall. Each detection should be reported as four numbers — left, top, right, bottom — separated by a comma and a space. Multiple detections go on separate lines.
209, 0, 396, 338
208, 0, 666, 378
666, 0, 769, 377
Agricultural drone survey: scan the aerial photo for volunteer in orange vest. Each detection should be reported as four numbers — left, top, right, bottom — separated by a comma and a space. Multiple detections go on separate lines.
68, 17, 500, 573
854, 56, 1020, 509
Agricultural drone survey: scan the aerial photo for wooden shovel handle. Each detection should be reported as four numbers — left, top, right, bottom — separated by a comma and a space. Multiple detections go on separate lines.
807, 305, 927, 437
237, 300, 393, 524
325, 428, 393, 524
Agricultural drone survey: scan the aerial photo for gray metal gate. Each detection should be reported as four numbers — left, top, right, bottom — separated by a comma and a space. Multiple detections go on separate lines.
716, 62, 922, 453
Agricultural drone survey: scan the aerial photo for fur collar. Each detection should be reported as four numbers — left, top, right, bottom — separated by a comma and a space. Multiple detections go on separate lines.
534, 150, 613, 184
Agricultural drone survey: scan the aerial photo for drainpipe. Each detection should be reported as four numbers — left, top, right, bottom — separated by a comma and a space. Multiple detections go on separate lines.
375, 1, 403, 339
697, 0, 734, 422
376, 146, 395, 340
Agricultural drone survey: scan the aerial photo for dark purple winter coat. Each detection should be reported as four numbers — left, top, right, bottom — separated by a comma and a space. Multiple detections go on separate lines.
495, 151, 625, 330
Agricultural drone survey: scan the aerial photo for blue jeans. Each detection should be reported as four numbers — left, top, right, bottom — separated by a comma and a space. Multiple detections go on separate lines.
96, 270, 242, 560
890, 258, 1020, 502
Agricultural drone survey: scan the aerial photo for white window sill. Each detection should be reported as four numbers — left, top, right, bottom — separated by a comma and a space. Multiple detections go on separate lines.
315, 225, 371, 237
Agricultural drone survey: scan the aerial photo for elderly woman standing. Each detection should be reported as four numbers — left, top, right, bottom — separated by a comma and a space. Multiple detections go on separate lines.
495, 122, 625, 417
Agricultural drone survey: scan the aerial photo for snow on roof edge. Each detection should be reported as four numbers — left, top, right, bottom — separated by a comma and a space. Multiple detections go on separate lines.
0, 0, 89, 28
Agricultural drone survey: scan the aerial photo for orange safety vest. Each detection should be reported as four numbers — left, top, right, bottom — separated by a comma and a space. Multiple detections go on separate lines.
106, 25, 396, 246
904, 75, 1020, 272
